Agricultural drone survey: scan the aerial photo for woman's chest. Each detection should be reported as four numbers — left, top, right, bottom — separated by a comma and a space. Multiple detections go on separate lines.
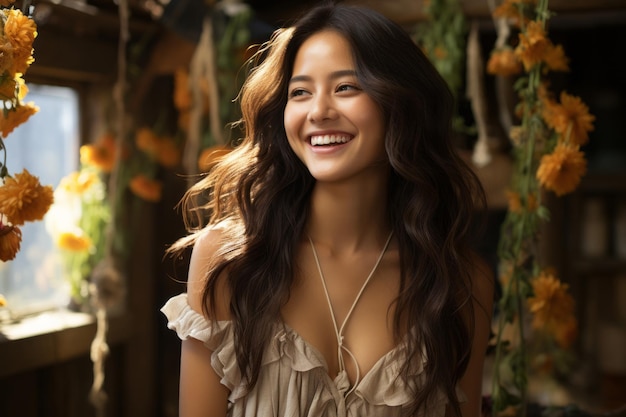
281, 251, 402, 384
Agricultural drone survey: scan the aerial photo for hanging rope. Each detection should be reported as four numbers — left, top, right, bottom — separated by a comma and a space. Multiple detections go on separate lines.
184, 12, 222, 181
88, 0, 130, 415
466, 21, 491, 167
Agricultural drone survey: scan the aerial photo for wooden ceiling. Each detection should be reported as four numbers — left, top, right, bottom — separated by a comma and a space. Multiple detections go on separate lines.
30, 0, 626, 35
24, 0, 626, 82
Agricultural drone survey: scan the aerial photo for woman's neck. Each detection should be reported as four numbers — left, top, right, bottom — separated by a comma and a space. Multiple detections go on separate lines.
306, 173, 391, 254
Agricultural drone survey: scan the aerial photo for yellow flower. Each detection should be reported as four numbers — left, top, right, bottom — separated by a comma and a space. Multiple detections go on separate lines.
129, 175, 162, 202
198, 145, 231, 172
0, 101, 39, 137
80, 133, 117, 172
0, 293, 6, 307
57, 230, 92, 252
59, 170, 98, 195
15, 73, 28, 100
0, 222, 21, 261
528, 272, 577, 347
3, 9, 37, 75
536, 144, 586, 196
542, 91, 595, 146
487, 48, 522, 76
515, 21, 549, 71
0, 169, 54, 225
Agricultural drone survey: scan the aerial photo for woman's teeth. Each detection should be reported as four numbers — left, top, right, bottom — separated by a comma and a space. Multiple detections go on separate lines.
310, 134, 351, 146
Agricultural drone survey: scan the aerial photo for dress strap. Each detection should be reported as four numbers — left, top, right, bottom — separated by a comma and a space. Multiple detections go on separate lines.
308, 231, 394, 396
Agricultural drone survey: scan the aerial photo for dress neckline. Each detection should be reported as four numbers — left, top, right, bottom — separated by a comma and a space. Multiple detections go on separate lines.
307, 231, 394, 396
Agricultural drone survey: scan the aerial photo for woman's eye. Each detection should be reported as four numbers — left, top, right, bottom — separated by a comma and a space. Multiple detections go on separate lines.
289, 88, 308, 98
337, 84, 360, 93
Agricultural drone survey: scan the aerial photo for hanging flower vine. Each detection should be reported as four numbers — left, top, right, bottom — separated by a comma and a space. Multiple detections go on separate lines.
0, 2, 50, 270
486, 0, 595, 415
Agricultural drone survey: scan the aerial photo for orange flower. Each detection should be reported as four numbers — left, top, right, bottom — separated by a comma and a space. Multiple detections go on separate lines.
0, 102, 39, 137
506, 190, 522, 213
528, 272, 577, 347
554, 316, 578, 349
198, 145, 231, 172
536, 144, 586, 196
173, 68, 192, 111
542, 92, 595, 146
0, 77, 16, 101
0, 169, 53, 225
80, 133, 117, 172
135, 127, 160, 154
3, 8, 37, 75
543, 44, 569, 72
129, 175, 162, 202
0, 223, 21, 261
487, 48, 522, 76
0, 39, 15, 76
515, 21, 549, 71
155, 137, 182, 168
506, 190, 538, 214
135, 128, 182, 168
57, 230, 92, 252
493, 0, 536, 27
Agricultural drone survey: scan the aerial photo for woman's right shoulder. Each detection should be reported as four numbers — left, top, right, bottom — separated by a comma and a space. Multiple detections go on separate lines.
187, 222, 232, 319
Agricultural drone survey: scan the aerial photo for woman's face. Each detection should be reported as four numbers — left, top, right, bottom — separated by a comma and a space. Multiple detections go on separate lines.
284, 30, 387, 183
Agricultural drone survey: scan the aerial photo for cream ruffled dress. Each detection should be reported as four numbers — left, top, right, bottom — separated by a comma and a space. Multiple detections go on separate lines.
162, 293, 454, 417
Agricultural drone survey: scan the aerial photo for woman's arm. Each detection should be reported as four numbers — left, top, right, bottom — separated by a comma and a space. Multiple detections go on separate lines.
179, 228, 231, 417
454, 255, 495, 417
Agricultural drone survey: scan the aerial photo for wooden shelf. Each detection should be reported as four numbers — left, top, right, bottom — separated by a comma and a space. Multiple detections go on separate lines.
0, 310, 132, 378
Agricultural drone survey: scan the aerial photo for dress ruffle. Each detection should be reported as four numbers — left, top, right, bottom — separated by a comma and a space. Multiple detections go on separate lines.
162, 293, 458, 416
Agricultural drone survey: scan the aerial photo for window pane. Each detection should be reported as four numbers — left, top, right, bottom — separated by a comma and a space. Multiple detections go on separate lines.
0, 84, 80, 317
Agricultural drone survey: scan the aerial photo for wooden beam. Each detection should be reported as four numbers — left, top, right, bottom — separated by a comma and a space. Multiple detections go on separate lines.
344, 0, 626, 24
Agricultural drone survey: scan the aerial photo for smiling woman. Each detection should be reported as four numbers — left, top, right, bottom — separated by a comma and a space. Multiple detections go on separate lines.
162, 4, 493, 417
284, 30, 387, 184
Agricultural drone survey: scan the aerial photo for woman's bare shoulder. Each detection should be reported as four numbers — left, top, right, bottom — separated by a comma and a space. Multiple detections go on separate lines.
187, 223, 232, 319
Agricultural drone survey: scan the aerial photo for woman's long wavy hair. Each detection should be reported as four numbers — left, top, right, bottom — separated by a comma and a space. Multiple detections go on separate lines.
172, 3, 486, 416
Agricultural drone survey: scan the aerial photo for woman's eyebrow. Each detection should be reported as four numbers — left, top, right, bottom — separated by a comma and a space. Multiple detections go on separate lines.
289, 69, 357, 84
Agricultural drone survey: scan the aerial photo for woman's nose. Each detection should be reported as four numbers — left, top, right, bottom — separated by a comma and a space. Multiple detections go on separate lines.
308, 94, 338, 122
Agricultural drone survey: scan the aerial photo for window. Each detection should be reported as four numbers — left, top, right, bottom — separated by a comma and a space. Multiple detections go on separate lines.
0, 84, 80, 318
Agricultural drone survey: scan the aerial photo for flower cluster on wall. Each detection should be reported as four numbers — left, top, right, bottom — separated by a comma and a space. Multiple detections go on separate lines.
0, 1, 48, 277
486, 0, 595, 415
